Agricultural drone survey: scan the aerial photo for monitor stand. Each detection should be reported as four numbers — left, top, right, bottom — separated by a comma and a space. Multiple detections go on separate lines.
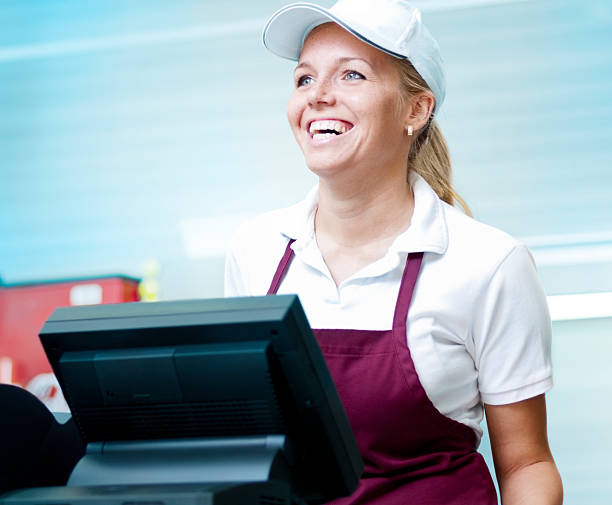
0, 434, 305, 505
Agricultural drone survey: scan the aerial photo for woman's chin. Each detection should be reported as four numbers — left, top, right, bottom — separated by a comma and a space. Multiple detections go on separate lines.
304, 159, 350, 179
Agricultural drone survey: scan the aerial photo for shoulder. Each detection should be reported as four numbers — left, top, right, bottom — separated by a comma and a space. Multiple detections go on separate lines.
409, 173, 523, 277
225, 203, 300, 297
419, 199, 543, 332
439, 201, 528, 281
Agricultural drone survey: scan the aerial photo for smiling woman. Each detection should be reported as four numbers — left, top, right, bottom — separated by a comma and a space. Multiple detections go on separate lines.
287, 23, 412, 198
225, 1, 563, 504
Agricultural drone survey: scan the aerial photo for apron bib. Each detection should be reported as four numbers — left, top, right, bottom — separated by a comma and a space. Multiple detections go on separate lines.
268, 240, 497, 505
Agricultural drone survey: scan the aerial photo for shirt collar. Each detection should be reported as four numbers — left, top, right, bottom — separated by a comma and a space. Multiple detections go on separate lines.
279, 184, 318, 246
279, 172, 449, 255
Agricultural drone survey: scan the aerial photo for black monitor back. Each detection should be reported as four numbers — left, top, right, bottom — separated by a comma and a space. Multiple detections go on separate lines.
39, 295, 363, 503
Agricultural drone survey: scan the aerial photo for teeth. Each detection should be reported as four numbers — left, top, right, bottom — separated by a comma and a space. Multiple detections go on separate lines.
312, 133, 336, 140
309, 120, 351, 135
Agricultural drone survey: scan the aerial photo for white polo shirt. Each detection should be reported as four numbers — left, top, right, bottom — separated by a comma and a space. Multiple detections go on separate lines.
224, 173, 553, 443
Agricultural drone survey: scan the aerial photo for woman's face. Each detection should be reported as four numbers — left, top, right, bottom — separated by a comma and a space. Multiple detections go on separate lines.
287, 22, 411, 180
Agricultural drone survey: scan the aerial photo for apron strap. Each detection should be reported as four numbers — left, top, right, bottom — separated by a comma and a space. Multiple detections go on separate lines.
267, 239, 296, 295
392, 252, 424, 330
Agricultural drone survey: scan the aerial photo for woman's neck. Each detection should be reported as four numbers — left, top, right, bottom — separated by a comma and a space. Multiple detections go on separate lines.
316, 171, 414, 248
314, 171, 414, 286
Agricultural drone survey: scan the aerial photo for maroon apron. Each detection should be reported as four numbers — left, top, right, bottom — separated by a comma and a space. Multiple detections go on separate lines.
268, 239, 498, 505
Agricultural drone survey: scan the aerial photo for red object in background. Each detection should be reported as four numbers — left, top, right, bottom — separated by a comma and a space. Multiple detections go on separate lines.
0, 276, 140, 387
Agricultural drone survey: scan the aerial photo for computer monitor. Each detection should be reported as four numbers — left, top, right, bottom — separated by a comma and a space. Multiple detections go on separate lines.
37, 295, 363, 504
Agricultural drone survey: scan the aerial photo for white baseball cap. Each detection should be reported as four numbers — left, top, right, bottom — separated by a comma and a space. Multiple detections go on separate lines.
262, 0, 446, 113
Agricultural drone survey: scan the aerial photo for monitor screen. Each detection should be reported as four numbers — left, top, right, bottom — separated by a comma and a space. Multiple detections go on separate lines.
39, 295, 363, 503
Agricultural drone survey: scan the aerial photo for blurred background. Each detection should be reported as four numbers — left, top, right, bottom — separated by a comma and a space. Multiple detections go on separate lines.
0, 0, 610, 502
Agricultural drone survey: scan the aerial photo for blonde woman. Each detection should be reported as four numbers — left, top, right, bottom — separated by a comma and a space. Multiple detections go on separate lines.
225, 1, 562, 503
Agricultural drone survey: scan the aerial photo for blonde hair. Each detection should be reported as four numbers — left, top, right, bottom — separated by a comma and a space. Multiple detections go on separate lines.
395, 59, 471, 216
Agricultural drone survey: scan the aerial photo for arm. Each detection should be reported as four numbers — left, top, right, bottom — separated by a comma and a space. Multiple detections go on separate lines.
485, 394, 563, 505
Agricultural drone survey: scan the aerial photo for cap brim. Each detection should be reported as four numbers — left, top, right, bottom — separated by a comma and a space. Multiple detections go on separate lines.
262, 2, 405, 61
263, 3, 336, 61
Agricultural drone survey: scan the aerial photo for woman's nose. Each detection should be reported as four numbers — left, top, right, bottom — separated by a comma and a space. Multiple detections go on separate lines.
307, 79, 336, 107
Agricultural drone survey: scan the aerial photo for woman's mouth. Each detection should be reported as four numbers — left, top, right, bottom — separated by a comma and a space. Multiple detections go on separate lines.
308, 119, 354, 141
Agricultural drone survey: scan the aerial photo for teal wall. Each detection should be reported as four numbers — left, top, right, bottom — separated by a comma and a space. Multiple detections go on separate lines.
1, 1, 611, 502
1, 0, 611, 298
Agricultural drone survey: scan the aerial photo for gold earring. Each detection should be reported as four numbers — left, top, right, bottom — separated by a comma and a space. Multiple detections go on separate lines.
407, 125, 413, 136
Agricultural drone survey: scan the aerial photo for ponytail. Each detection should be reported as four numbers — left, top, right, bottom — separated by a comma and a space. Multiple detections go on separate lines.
395, 60, 471, 216
409, 120, 472, 216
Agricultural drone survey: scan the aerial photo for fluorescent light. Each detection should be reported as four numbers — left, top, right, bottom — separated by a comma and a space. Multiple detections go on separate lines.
547, 292, 612, 321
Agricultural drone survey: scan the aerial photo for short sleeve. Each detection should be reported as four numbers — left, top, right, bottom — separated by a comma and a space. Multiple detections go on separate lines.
472, 244, 553, 405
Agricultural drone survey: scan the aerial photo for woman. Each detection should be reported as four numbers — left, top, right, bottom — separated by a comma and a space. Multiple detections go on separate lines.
225, 0, 563, 503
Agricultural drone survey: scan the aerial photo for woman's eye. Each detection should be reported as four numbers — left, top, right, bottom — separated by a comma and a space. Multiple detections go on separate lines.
297, 75, 314, 87
345, 71, 365, 81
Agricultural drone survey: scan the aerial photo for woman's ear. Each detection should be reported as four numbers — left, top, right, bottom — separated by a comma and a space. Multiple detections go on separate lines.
405, 92, 435, 132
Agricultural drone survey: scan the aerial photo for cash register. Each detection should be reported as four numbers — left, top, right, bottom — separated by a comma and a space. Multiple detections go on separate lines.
0, 295, 363, 505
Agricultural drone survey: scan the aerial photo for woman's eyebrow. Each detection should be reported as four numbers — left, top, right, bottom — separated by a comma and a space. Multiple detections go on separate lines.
294, 56, 372, 73
335, 56, 371, 67
294, 61, 311, 73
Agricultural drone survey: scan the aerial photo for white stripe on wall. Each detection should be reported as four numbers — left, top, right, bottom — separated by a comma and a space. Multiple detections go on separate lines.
0, 18, 264, 63
414, 0, 533, 12
547, 292, 612, 321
